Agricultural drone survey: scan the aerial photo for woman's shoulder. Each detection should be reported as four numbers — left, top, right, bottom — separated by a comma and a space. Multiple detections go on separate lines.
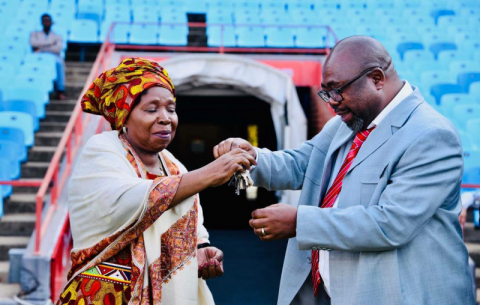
161, 149, 188, 174
84, 130, 124, 153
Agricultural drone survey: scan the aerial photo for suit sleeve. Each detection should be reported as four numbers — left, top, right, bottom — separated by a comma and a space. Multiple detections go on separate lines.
296, 127, 463, 252
251, 117, 337, 191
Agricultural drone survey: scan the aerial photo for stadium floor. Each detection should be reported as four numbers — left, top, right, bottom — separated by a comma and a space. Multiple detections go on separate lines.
207, 230, 288, 305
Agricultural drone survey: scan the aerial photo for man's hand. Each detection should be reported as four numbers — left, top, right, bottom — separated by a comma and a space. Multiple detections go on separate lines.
214, 138, 256, 160
249, 203, 297, 241
197, 246, 224, 280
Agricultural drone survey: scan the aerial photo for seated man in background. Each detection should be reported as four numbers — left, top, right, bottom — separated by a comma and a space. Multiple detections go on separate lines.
30, 13, 66, 100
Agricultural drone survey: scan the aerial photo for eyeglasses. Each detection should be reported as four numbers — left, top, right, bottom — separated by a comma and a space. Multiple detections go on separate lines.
318, 65, 384, 103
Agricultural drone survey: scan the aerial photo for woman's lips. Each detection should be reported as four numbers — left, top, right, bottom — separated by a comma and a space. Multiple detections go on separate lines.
153, 131, 171, 139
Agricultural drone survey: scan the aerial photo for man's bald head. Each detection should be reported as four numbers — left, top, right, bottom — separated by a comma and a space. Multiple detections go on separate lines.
324, 36, 394, 78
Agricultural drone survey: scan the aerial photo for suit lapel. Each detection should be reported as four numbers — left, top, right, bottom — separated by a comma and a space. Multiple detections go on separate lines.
347, 88, 424, 173
318, 124, 355, 199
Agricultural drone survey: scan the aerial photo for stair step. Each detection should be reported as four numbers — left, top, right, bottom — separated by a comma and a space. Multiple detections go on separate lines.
0, 214, 35, 237
464, 223, 480, 243
43, 111, 72, 123
0, 237, 29, 261
26, 146, 57, 162
11, 179, 43, 195
20, 162, 49, 178
45, 100, 77, 112
34, 132, 63, 146
0, 283, 20, 300
39, 122, 68, 132
3, 193, 43, 213
0, 261, 8, 283
466, 242, 480, 267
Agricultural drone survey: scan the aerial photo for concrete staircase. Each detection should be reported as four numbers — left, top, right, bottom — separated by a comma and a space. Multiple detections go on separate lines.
0, 61, 91, 301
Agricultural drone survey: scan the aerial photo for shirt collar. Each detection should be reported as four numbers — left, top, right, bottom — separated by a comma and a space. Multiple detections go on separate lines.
368, 80, 413, 129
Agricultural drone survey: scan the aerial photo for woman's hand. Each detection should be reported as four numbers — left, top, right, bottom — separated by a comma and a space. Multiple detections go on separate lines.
204, 148, 256, 187
214, 138, 256, 159
197, 247, 224, 280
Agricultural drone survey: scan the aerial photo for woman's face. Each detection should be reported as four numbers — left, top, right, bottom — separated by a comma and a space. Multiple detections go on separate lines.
124, 86, 178, 154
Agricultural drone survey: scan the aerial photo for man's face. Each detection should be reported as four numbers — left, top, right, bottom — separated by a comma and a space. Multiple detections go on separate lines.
321, 55, 380, 132
42, 16, 52, 31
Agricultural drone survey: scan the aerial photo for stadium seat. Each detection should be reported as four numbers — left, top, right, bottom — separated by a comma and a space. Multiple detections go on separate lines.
0, 164, 12, 199
440, 94, 476, 114
453, 104, 480, 129
132, 0, 158, 5
458, 73, 480, 93
430, 9, 455, 24
286, 1, 312, 11
235, 12, 262, 24
296, 27, 326, 48
463, 167, 480, 184
262, 9, 289, 24
105, 0, 130, 5
438, 15, 469, 28
454, 32, 480, 46
0, 127, 26, 162
431, 84, 465, 105
0, 112, 34, 147
2, 86, 48, 119
469, 83, 480, 102
459, 131, 478, 151
446, 26, 476, 39
23, 53, 58, 78
18, 66, 55, 92
265, 27, 294, 47
101, 22, 130, 44
438, 50, 473, 65
130, 24, 158, 44
207, 8, 234, 23
455, 1, 480, 9
411, 62, 445, 76
0, 100, 39, 131
105, 9, 132, 22
207, 25, 236, 47
237, 26, 265, 47
207, 0, 234, 10
159, 25, 188, 46
397, 43, 424, 60
77, 2, 103, 26
429, 42, 457, 60
183, 0, 207, 14
0, 144, 20, 180
464, 151, 480, 172
466, 119, 480, 141
234, 1, 261, 11
133, 11, 159, 22
260, 0, 286, 11
367, 0, 394, 9
159, 7, 187, 22
403, 50, 435, 63
70, 19, 99, 43
340, 0, 367, 9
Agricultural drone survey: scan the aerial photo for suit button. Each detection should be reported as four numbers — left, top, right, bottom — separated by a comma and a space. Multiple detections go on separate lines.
307, 257, 311, 264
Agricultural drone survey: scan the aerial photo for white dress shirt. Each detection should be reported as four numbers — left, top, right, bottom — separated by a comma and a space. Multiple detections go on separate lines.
319, 81, 413, 295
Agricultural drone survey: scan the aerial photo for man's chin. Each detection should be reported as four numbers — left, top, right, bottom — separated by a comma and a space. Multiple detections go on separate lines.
345, 115, 365, 133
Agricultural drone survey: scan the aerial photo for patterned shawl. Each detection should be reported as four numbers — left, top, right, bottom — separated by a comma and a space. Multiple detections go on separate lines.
81, 57, 176, 131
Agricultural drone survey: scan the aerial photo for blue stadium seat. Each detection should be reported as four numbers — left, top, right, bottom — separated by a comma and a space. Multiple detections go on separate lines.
458, 73, 480, 93
0, 42, 29, 57
466, 119, 480, 142
409, 16, 436, 27
234, 1, 261, 11
446, 26, 476, 39
459, 131, 478, 151
262, 9, 289, 24
411, 62, 445, 76
453, 104, 480, 129
133, 10, 159, 22
105, 6, 132, 19
207, 0, 234, 10
23, 54, 58, 78
440, 94, 476, 114
313, 1, 339, 10
159, 25, 188, 46
340, 0, 367, 9
2, 86, 48, 119
0, 100, 39, 131
0, 164, 12, 199
287, 1, 312, 11
132, 0, 158, 5
353, 26, 386, 42
403, 50, 435, 63
265, 27, 294, 47
77, 2, 103, 26
101, 22, 130, 44
235, 12, 262, 24
237, 26, 265, 47
401, 8, 428, 18
50, 1, 75, 15
469, 83, 480, 102
0, 127, 26, 162
207, 25, 236, 47
463, 167, 480, 184
0, 112, 34, 147
296, 27, 326, 48
0, 144, 20, 180
70, 20, 99, 43
468, 15, 480, 27
429, 42, 457, 60
260, 0, 286, 11
438, 15, 469, 28
454, 32, 480, 46
130, 24, 158, 44
438, 50, 473, 65
207, 8, 234, 23
459, 8, 480, 18
105, 0, 130, 5
18, 66, 55, 92
431, 84, 464, 105
183, 0, 207, 13
368, 0, 394, 9
430, 9, 455, 24
397, 42, 424, 60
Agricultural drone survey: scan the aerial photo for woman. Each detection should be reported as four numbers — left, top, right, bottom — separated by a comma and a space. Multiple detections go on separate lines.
57, 58, 255, 304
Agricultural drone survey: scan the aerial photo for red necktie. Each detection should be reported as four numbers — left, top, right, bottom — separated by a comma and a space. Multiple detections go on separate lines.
311, 127, 375, 296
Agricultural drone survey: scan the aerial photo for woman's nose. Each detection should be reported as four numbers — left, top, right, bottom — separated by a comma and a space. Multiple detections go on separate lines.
158, 117, 171, 125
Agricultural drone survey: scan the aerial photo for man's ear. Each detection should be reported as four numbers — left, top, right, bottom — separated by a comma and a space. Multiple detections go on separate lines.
370, 68, 385, 90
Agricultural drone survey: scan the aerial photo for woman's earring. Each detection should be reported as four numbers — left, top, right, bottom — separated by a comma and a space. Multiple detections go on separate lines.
122, 126, 128, 134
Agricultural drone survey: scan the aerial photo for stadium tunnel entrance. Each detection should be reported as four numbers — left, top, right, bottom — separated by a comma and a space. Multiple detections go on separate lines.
159, 54, 309, 229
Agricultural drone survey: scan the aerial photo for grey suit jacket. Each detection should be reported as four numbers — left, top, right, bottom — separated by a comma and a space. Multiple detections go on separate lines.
251, 88, 475, 305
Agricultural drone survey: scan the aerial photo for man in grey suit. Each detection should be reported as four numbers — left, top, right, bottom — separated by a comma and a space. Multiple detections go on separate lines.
214, 36, 475, 305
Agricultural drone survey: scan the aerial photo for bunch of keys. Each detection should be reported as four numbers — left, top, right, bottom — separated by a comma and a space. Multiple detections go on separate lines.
228, 167, 254, 195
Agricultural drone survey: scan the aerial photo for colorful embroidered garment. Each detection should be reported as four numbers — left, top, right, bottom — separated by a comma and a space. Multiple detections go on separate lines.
81, 57, 176, 131
57, 131, 213, 305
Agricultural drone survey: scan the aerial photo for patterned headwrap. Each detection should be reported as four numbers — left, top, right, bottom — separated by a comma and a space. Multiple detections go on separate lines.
81, 57, 176, 130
